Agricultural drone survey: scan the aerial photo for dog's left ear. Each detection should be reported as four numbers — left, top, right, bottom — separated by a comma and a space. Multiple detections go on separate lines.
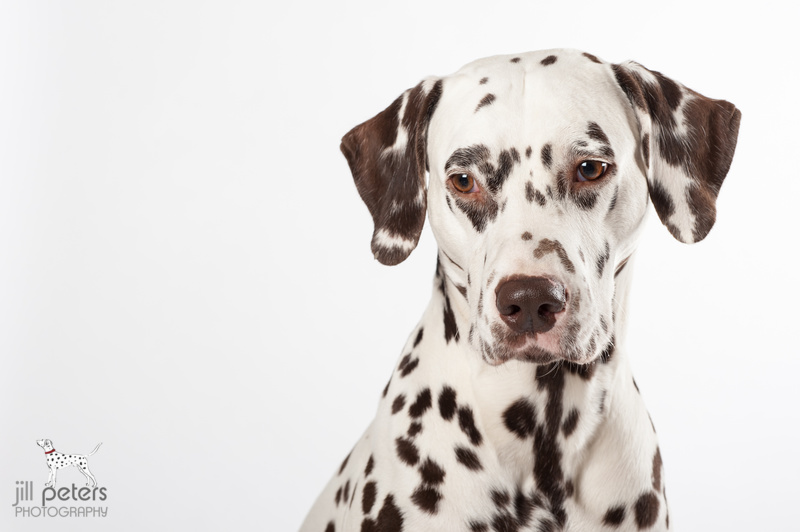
341, 78, 443, 265
612, 62, 741, 243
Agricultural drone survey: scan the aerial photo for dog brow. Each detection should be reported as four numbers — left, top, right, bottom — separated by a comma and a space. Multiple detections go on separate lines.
445, 145, 491, 171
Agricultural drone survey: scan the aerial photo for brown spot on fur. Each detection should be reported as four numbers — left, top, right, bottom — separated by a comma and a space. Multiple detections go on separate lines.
409, 388, 432, 418
503, 398, 537, 438
510, 57, 521, 63
419, 458, 446, 485
596, 241, 610, 277
338, 451, 351, 475
652, 447, 663, 491
479, 77, 489, 85
395, 436, 420, 466
374, 494, 404, 532
533, 364, 568, 526
634, 492, 660, 528
398, 353, 419, 377
446, 144, 491, 171
541, 143, 553, 169
456, 284, 467, 298
521, 232, 532, 241
439, 386, 457, 421
455, 446, 482, 470
646, 179, 678, 238
391, 394, 406, 414
603, 505, 626, 526
574, 189, 599, 210
562, 408, 580, 437
612, 64, 646, 110
583, 52, 602, 64
455, 190, 500, 233
411, 485, 442, 514
587, 121, 610, 145
533, 239, 575, 273
413, 328, 424, 347
541, 55, 557, 66
475, 93, 496, 113
487, 149, 519, 193
399, 357, 419, 377
526, 181, 547, 206
458, 406, 483, 446
362, 481, 377, 514
443, 295, 460, 344
608, 186, 618, 213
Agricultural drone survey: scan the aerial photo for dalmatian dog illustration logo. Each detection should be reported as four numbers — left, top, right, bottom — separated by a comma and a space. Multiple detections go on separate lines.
36, 439, 102, 488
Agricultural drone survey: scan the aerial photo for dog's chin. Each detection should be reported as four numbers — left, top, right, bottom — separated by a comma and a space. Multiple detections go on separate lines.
480, 333, 559, 366
481, 328, 602, 367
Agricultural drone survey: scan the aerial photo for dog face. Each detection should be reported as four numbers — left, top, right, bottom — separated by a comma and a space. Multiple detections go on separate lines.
36, 439, 53, 451
341, 49, 740, 367
426, 51, 649, 366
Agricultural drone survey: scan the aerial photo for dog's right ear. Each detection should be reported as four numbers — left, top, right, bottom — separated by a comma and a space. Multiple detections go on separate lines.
341, 78, 443, 265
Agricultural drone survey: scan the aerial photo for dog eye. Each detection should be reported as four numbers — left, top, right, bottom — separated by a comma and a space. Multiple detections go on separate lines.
576, 161, 608, 182
449, 172, 478, 193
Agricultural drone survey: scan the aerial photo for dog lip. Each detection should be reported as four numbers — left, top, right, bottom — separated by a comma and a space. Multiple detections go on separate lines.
491, 330, 560, 360
491, 346, 561, 366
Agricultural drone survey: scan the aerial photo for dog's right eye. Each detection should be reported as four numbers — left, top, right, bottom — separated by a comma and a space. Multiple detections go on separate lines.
449, 173, 477, 193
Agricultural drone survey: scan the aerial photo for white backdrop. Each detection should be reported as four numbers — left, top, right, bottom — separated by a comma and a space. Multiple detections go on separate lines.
1, 1, 797, 531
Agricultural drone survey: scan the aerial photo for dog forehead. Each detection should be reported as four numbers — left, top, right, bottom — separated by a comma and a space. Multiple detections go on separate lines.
429, 50, 630, 158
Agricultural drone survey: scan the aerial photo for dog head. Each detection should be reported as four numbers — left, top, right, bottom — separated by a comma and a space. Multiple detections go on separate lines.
36, 439, 54, 452
341, 49, 740, 366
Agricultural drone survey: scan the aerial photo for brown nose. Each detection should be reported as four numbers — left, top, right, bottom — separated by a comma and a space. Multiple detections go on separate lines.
495, 277, 566, 334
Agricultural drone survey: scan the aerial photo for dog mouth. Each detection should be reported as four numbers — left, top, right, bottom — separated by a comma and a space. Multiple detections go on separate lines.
478, 323, 558, 366
480, 315, 602, 367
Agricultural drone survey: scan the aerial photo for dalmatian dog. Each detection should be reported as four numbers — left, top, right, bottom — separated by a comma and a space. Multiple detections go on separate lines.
36, 439, 102, 487
300, 49, 740, 532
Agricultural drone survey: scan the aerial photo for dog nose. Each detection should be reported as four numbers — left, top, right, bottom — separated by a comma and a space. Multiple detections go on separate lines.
495, 277, 566, 334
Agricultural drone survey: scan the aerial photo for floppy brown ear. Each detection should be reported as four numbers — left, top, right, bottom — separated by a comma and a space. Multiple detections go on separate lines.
341, 78, 443, 265
612, 61, 741, 243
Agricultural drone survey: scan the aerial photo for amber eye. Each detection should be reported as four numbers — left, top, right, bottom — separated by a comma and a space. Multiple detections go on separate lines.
577, 161, 608, 182
449, 172, 477, 193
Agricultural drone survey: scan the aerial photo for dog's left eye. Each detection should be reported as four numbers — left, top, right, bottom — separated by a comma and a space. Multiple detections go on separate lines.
576, 161, 608, 182
449, 172, 478, 193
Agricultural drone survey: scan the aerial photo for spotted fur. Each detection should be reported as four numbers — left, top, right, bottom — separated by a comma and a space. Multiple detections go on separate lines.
302, 49, 740, 532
